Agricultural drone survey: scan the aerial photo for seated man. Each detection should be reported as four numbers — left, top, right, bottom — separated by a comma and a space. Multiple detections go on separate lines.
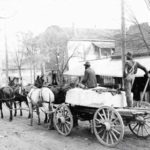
81, 61, 97, 89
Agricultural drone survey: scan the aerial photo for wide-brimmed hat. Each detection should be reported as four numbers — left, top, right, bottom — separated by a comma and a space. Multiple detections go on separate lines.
84, 61, 90, 66
126, 52, 133, 59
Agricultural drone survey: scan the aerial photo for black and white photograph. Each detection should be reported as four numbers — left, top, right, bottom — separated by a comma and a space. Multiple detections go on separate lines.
0, 0, 150, 149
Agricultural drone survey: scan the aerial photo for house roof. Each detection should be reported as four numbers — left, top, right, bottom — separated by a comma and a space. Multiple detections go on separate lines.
64, 56, 150, 77
92, 42, 115, 49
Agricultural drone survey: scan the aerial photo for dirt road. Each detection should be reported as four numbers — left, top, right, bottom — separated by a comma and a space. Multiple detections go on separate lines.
0, 106, 150, 150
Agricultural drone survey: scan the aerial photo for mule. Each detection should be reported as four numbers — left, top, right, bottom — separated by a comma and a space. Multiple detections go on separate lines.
8, 77, 29, 117
0, 86, 15, 121
27, 87, 54, 128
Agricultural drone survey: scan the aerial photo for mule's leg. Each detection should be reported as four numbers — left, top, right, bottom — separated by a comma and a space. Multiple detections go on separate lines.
48, 104, 54, 130
44, 113, 47, 123
28, 102, 33, 126
36, 107, 40, 125
10, 101, 13, 121
6, 101, 13, 121
25, 99, 30, 118
48, 113, 54, 130
0, 102, 3, 119
19, 101, 23, 116
14, 101, 17, 117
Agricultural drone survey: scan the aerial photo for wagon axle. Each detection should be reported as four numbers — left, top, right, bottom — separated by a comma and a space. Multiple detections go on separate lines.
57, 116, 66, 124
104, 122, 111, 131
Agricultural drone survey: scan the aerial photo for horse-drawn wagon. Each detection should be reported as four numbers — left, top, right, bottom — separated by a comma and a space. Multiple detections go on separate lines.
52, 86, 150, 147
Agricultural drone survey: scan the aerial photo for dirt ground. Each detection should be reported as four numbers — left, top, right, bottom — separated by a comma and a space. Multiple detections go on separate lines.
0, 105, 150, 150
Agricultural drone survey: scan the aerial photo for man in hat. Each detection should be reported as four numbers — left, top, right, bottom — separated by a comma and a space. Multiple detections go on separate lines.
124, 52, 148, 107
81, 61, 97, 88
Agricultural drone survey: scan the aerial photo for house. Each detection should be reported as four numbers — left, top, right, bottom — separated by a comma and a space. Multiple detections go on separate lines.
67, 39, 115, 70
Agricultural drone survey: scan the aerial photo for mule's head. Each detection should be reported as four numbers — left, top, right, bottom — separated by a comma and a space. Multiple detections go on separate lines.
34, 75, 45, 88
8, 77, 15, 87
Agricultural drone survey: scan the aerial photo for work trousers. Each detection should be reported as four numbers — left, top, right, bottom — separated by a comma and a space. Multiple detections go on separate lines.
124, 78, 134, 107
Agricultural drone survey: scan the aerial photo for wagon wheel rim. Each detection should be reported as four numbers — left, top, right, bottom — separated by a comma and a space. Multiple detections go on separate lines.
53, 104, 73, 136
93, 106, 124, 147
129, 114, 150, 138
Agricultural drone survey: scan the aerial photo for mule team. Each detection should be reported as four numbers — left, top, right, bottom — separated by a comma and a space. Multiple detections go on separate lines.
0, 76, 69, 129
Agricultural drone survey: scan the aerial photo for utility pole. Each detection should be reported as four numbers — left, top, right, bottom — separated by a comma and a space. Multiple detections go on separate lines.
4, 20, 8, 85
121, 0, 126, 88
0, 17, 9, 85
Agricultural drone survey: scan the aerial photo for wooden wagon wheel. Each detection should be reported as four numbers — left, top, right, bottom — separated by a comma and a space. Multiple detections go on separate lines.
53, 104, 73, 136
93, 106, 124, 147
129, 114, 150, 138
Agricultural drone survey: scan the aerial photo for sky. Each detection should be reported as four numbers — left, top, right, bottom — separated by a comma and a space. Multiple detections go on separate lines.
0, 0, 150, 57
0, 0, 150, 35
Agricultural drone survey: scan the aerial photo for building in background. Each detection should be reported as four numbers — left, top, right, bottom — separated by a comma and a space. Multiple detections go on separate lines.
67, 39, 115, 70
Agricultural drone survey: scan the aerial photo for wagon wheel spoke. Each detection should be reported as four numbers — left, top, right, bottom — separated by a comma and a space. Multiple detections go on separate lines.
64, 123, 70, 132
111, 130, 119, 141
109, 132, 114, 144
142, 125, 144, 137
112, 128, 121, 135
107, 109, 110, 120
112, 117, 119, 125
144, 125, 150, 135
144, 115, 150, 119
102, 109, 107, 120
65, 116, 70, 120
63, 124, 67, 134
95, 118, 104, 124
97, 128, 105, 135
65, 120, 71, 125
110, 112, 115, 122
111, 124, 123, 130
59, 123, 62, 131
101, 130, 106, 140
95, 124, 103, 128
137, 124, 141, 135
132, 123, 139, 131
97, 112, 105, 121
146, 120, 150, 124
145, 123, 150, 130
106, 131, 109, 144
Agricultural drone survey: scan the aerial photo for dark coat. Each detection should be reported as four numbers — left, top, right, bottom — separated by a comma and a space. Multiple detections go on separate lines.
82, 67, 97, 88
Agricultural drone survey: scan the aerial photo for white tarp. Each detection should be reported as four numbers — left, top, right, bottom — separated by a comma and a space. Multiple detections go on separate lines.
65, 87, 127, 108
64, 57, 150, 77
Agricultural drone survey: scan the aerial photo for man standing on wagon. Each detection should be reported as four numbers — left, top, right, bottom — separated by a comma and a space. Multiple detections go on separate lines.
81, 61, 97, 88
124, 52, 149, 107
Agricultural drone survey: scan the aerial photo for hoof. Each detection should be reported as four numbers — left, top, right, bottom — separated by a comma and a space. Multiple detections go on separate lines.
44, 120, 47, 124
48, 126, 54, 130
29, 123, 33, 126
